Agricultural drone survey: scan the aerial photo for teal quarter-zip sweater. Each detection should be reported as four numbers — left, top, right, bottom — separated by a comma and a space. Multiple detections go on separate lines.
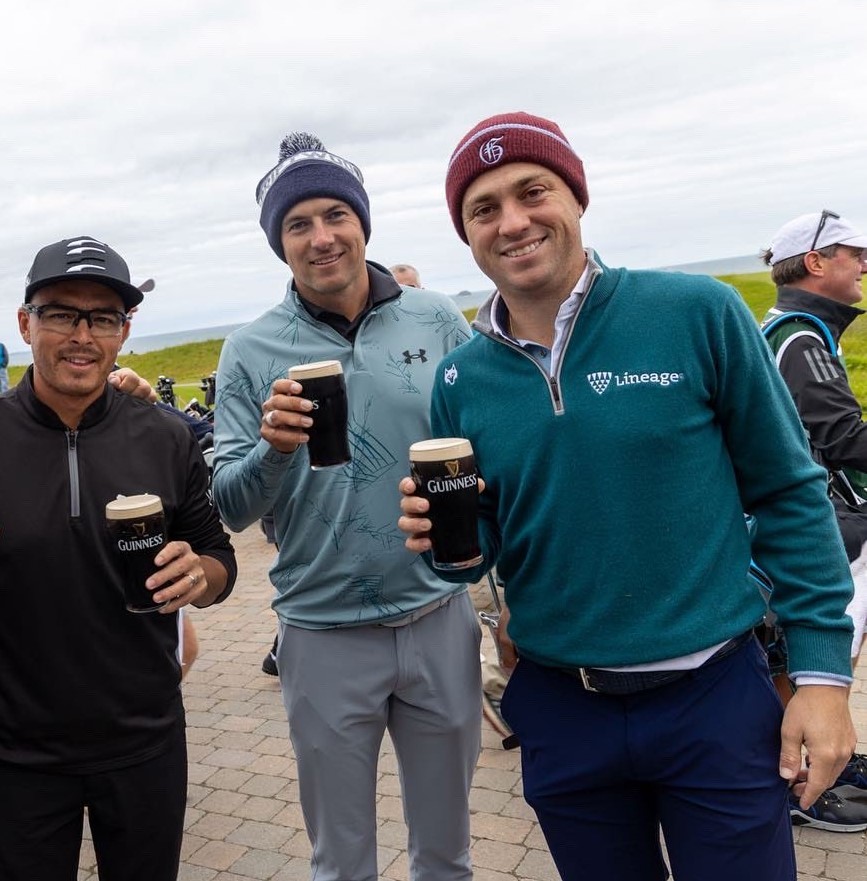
430, 254, 854, 680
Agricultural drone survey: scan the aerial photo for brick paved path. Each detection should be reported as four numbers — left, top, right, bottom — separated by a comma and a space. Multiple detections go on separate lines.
77, 524, 867, 881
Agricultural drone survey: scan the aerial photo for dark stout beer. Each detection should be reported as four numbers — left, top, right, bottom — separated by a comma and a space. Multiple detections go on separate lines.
106, 494, 168, 613
289, 360, 351, 470
409, 437, 483, 571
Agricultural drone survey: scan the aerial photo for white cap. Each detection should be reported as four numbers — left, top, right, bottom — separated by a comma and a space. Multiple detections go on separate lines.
768, 211, 867, 265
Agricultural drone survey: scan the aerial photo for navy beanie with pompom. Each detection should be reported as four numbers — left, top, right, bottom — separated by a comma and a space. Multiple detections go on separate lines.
256, 132, 371, 262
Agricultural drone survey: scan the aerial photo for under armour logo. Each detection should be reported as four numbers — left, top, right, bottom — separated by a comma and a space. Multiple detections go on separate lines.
587, 371, 612, 395
479, 137, 504, 165
444, 364, 458, 386
402, 349, 427, 364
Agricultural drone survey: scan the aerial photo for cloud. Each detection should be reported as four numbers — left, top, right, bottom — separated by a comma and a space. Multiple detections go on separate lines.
2, 0, 866, 352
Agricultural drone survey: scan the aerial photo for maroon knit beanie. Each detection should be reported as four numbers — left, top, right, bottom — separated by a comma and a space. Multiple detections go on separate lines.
445, 112, 589, 243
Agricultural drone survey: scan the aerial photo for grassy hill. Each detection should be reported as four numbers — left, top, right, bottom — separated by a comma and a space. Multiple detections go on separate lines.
8, 271, 867, 403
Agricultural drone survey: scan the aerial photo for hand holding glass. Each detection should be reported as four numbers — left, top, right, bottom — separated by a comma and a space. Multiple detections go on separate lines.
409, 437, 483, 570
288, 360, 351, 470
106, 494, 168, 613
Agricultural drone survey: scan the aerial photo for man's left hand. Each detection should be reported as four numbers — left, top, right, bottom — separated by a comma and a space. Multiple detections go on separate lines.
779, 684, 856, 809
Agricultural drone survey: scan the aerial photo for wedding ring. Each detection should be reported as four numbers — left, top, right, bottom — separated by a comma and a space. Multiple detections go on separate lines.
188, 572, 199, 587
264, 410, 276, 427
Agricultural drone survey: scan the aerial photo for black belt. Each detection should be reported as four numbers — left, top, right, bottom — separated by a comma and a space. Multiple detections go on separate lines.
559, 630, 754, 696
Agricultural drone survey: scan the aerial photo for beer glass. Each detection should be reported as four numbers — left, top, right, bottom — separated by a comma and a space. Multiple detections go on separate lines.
106, 493, 168, 613
288, 360, 351, 470
409, 437, 483, 570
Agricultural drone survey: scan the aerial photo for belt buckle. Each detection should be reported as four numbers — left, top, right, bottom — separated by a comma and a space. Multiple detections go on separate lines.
578, 667, 599, 693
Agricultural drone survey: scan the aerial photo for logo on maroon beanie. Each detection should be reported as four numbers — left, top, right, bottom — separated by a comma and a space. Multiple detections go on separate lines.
479, 137, 504, 165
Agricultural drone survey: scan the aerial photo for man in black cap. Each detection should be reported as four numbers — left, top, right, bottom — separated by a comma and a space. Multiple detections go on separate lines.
762, 211, 867, 670
0, 236, 237, 881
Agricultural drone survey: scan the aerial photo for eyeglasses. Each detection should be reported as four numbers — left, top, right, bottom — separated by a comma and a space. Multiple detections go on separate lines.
809, 209, 841, 252
23, 304, 129, 337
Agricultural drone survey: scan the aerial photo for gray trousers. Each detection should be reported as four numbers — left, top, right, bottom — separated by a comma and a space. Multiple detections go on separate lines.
278, 591, 482, 881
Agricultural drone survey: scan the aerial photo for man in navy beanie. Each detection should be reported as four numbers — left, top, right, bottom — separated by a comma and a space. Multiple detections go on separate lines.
213, 132, 480, 881
399, 112, 859, 879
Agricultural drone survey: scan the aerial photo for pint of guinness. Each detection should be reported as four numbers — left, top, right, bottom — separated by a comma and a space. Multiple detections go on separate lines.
288, 360, 351, 470
106, 494, 168, 613
409, 437, 483, 571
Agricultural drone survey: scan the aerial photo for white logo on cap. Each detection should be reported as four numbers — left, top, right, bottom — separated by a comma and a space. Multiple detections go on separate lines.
66, 263, 108, 274
67, 238, 106, 252
67, 246, 105, 256
479, 137, 504, 165
65, 238, 107, 272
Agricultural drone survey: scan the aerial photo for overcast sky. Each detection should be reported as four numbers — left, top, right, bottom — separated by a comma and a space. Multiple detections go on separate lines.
2, 0, 866, 353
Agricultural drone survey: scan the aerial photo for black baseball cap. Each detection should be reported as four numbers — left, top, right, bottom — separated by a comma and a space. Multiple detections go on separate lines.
25, 236, 144, 311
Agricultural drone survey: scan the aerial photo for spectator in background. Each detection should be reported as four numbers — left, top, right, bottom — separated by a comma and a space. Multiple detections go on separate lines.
761, 210, 867, 666
760, 210, 867, 828
389, 263, 422, 288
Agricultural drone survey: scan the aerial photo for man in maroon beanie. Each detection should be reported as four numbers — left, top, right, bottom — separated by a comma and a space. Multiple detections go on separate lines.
399, 112, 859, 879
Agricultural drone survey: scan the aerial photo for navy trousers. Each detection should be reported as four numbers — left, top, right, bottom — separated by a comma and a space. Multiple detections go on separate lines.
501, 636, 795, 881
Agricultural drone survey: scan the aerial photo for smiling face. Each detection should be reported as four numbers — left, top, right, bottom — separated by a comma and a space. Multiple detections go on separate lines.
18, 280, 130, 427
280, 197, 369, 318
461, 161, 587, 304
